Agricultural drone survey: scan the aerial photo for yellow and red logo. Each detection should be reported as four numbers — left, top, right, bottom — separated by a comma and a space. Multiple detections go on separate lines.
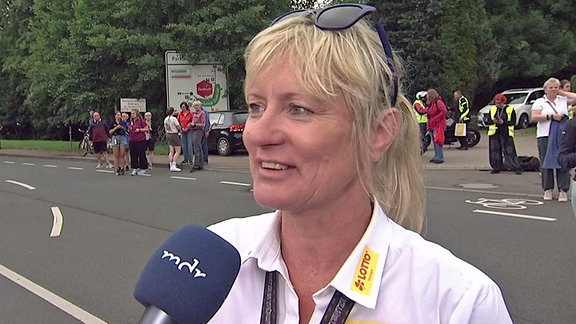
351, 246, 379, 295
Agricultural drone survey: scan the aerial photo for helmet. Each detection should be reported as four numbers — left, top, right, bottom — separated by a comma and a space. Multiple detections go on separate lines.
416, 91, 427, 101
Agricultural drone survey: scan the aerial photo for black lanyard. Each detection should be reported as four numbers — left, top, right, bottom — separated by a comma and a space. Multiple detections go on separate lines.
260, 271, 355, 324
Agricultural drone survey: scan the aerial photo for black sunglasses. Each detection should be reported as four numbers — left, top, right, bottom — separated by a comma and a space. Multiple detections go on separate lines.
270, 3, 398, 106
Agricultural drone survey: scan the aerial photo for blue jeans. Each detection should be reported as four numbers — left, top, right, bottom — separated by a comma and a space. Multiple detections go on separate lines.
180, 131, 193, 163
431, 129, 444, 161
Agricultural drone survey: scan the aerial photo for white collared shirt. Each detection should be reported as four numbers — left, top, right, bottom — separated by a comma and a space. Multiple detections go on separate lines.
532, 95, 569, 138
208, 203, 512, 324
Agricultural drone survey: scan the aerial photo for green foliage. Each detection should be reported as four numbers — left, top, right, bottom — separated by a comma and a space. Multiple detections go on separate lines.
2, 0, 576, 138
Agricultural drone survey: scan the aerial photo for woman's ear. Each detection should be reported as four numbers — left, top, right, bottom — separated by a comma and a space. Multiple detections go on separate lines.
369, 108, 401, 162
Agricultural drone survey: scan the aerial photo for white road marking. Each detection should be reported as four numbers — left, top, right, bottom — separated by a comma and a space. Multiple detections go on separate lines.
0, 264, 107, 324
96, 170, 114, 174
67, 167, 84, 170
170, 176, 197, 181
22, 163, 35, 166
220, 181, 252, 187
473, 209, 557, 222
5, 180, 36, 190
4, 161, 15, 164
50, 207, 63, 237
43, 164, 58, 168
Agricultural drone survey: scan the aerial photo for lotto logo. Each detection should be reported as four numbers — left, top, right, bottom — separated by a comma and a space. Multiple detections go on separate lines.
351, 246, 379, 295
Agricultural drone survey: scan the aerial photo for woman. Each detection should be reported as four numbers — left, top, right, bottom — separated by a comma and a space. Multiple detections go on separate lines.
163, 107, 182, 172
207, 3, 511, 323
531, 78, 575, 202
144, 112, 155, 168
560, 79, 575, 118
177, 102, 194, 165
558, 89, 576, 216
426, 88, 448, 164
109, 111, 128, 175
121, 112, 131, 171
128, 109, 149, 176
486, 93, 522, 174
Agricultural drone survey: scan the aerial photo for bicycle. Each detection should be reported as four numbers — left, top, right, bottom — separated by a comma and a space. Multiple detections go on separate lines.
78, 128, 94, 157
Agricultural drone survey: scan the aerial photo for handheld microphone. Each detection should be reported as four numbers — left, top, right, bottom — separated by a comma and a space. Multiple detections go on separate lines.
134, 225, 241, 324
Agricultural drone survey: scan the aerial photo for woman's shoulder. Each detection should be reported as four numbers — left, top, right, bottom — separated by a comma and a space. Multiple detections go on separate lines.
208, 213, 277, 252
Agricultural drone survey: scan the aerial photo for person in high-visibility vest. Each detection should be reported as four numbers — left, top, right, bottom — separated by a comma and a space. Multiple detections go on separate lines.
560, 79, 574, 119
413, 91, 428, 154
486, 93, 522, 175
453, 90, 470, 150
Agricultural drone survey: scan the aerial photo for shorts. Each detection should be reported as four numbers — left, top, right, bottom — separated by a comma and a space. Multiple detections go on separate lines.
166, 133, 182, 146
112, 135, 127, 146
146, 139, 155, 151
93, 141, 108, 154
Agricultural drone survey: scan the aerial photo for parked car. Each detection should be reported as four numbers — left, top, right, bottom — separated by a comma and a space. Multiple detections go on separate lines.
207, 110, 249, 156
477, 87, 544, 129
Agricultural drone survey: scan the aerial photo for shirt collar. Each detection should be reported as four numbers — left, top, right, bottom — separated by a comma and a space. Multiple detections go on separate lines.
245, 203, 393, 309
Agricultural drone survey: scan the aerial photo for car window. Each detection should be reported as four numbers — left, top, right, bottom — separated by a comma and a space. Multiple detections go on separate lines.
527, 90, 544, 104
233, 113, 249, 125
210, 113, 224, 126
506, 93, 528, 105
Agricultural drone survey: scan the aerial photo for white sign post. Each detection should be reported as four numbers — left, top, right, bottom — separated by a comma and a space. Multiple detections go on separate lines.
165, 51, 229, 112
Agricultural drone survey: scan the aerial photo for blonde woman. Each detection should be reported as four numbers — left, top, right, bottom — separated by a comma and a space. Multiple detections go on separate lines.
531, 78, 576, 201
207, 3, 511, 323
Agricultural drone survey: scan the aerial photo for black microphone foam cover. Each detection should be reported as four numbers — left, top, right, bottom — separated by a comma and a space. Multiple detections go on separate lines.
134, 224, 241, 324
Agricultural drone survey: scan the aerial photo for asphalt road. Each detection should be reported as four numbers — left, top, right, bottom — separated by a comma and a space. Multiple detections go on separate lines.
0, 155, 574, 323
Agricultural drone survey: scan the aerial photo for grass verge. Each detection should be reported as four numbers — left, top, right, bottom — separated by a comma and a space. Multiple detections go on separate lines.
0, 139, 170, 155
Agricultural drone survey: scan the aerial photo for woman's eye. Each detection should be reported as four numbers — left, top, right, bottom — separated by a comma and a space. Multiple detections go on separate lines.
248, 104, 264, 116
290, 105, 311, 115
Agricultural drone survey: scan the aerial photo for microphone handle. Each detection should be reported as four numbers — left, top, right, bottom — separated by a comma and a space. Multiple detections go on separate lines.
139, 305, 176, 324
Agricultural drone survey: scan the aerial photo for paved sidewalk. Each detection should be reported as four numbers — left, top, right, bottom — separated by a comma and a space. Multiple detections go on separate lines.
0, 131, 539, 172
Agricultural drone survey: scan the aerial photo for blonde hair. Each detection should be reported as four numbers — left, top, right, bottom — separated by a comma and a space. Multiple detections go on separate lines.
543, 77, 560, 89
244, 16, 425, 232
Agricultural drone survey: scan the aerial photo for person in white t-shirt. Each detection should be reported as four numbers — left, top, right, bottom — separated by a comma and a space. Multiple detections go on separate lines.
531, 77, 576, 202
207, 3, 512, 323
163, 107, 182, 172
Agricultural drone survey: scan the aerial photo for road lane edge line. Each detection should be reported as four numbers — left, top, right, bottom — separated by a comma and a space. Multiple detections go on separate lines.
50, 207, 63, 237
5, 180, 36, 190
473, 209, 557, 222
0, 263, 107, 324
219, 181, 252, 187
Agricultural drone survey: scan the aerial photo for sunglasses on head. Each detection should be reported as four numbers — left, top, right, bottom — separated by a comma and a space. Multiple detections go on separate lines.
270, 3, 398, 107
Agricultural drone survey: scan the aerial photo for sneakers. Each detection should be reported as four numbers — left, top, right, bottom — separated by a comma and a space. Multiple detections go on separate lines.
130, 169, 138, 176
106, 162, 114, 169
543, 190, 553, 201
96, 163, 103, 169
115, 167, 121, 176
170, 162, 181, 172
137, 169, 148, 175
558, 191, 568, 202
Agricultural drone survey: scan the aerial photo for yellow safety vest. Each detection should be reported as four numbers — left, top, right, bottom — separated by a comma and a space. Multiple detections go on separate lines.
488, 105, 514, 137
413, 100, 427, 124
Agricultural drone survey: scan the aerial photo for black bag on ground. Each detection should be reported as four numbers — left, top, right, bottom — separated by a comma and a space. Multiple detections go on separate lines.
518, 156, 540, 172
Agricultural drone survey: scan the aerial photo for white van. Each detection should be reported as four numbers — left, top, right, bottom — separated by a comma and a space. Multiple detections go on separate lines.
477, 88, 544, 129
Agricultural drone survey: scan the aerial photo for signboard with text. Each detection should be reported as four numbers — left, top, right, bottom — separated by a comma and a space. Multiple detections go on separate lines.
120, 98, 146, 113
165, 51, 229, 112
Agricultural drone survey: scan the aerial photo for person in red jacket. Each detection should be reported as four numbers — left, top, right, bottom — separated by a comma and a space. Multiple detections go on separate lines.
425, 88, 447, 163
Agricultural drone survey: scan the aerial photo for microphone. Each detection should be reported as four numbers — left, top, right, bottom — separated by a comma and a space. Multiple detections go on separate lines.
134, 225, 241, 324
